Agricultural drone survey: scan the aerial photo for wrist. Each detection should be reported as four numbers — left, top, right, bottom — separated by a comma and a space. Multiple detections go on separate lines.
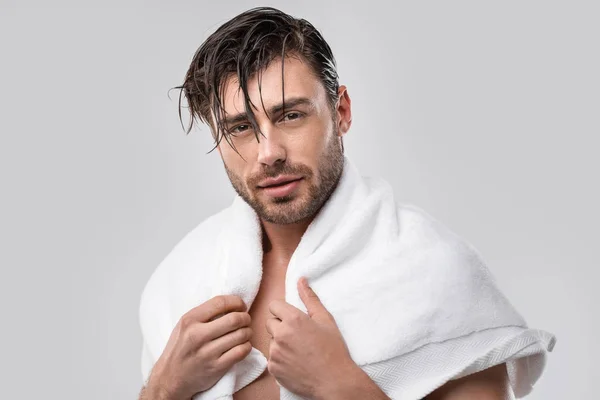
313, 362, 364, 400
145, 373, 179, 400
146, 384, 175, 400
315, 362, 389, 400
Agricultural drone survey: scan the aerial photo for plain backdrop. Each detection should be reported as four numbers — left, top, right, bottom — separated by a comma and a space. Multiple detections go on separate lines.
1, 0, 598, 398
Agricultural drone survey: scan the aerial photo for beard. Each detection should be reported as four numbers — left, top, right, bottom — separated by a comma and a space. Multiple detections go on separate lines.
222, 126, 344, 225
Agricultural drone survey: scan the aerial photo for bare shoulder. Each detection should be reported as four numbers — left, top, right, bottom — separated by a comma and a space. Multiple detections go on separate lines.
426, 363, 512, 400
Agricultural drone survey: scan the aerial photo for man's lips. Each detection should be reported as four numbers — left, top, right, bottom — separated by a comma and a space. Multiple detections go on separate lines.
257, 175, 303, 188
258, 178, 303, 197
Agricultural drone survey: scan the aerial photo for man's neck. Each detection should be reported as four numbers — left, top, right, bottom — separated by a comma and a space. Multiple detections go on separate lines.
260, 216, 314, 264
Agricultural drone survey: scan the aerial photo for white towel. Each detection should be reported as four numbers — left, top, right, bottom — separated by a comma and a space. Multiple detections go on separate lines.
139, 155, 556, 400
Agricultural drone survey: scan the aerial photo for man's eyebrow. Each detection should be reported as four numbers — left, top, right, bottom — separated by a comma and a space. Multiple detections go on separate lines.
221, 97, 314, 127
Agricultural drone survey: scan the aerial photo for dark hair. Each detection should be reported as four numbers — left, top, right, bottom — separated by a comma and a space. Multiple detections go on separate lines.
174, 6, 340, 155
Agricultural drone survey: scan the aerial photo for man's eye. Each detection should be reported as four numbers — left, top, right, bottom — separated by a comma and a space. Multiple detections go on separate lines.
230, 124, 250, 134
282, 112, 302, 122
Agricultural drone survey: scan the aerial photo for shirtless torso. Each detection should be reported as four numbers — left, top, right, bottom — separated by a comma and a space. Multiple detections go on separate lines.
233, 253, 288, 400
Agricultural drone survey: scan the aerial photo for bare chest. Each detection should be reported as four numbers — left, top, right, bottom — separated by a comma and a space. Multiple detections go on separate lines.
233, 258, 287, 400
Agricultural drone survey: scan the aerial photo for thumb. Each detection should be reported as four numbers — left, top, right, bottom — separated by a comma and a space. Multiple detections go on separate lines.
298, 277, 329, 320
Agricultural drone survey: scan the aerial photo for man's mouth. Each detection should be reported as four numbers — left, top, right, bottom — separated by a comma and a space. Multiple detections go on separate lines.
258, 175, 304, 188
258, 178, 303, 197
263, 178, 301, 188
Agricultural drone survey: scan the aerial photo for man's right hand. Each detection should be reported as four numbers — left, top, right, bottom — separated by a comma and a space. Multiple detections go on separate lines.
145, 295, 253, 400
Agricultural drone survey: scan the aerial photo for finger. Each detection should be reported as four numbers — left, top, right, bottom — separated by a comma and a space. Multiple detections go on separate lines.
298, 277, 326, 318
203, 326, 253, 359
188, 295, 247, 323
268, 337, 275, 361
268, 299, 306, 321
216, 341, 253, 369
205, 311, 251, 340
265, 316, 281, 337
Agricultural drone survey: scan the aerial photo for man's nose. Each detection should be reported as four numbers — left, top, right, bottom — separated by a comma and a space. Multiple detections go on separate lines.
256, 124, 287, 167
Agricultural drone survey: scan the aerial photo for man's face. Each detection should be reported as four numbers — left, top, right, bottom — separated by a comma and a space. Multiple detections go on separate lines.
215, 56, 350, 225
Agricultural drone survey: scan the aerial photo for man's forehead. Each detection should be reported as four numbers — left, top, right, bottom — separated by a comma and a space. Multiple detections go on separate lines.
220, 57, 323, 115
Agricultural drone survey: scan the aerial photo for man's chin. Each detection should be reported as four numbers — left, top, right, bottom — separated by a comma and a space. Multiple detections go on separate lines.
256, 200, 310, 224
254, 186, 302, 203
261, 212, 307, 225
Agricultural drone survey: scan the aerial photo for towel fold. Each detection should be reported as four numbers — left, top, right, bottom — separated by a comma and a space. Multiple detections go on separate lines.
139, 155, 555, 399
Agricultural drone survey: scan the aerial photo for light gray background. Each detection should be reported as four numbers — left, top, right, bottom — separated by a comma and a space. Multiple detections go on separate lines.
1, 0, 597, 398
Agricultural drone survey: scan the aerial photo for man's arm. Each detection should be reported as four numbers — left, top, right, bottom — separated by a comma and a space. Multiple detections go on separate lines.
137, 358, 177, 400
138, 381, 174, 400
138, 385, 150, 400
318, 362, 511, 400
315, 364, 391, 400
426, 363, 513, 400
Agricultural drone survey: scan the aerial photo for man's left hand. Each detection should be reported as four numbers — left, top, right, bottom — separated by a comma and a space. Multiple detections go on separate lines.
266, 276, 358, 399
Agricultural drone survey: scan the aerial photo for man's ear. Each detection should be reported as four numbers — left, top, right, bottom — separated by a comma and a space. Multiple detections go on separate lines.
336, 85, 352, 137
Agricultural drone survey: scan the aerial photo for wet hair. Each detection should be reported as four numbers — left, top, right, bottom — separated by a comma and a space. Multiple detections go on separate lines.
173, 6, 340, 155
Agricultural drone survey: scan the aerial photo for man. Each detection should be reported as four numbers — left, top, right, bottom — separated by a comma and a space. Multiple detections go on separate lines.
138, 7, 553, 400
